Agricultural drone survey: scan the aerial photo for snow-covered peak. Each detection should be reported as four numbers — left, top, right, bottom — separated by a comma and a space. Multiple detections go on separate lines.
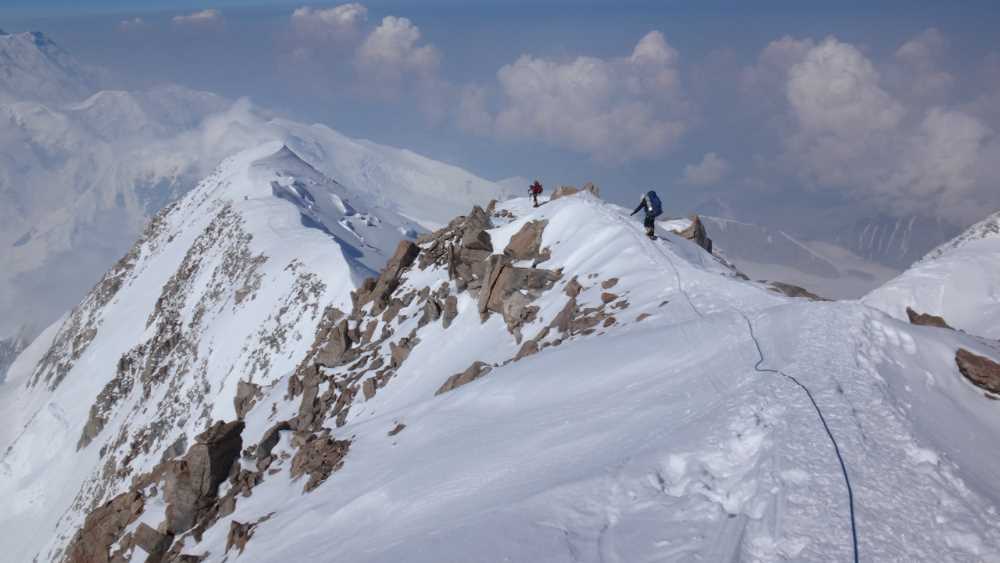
919, 210, 1000, 264
0, 31, 99, 105
4, 178, 1000, 562
864, 209, 1000, 338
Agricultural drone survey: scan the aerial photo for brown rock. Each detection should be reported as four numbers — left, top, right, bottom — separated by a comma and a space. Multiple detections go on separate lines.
256, 421, 291, 471
134, 523, 172, 558
462, 228, 493, 252
315, 319, 352, 367
389, 336, 418, 368
442, 296, 458, 329
362, 378, 376, 400
164, 421, 244, 535
368, 241, 421, 314
225, 515, 272, 555
636, 313, 651, 322
388, 423, 406, 437
290, 433, 351, 492
675, 215, 713, 253
233, 380, 261, 420
504, 220, 548, 262
906, 307, 952, 329
564, 277, 583, 298
436, 361, 493, 395
550, 183, 600, 201
956, 348, 1000, 395
601, 292, 618, 304
515, 340, 539, 360
420, 298, 442, 327
767, 282, 827, 301
65, 490, 145, 563
601, 278, 619, 289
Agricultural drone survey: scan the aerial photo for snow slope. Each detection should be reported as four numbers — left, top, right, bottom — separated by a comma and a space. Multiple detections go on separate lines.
0, 31, 100, 105
0, 30, 509, 343
0, 143, 420, 562
864, 211, 1000, 339
3, 174, 999, 562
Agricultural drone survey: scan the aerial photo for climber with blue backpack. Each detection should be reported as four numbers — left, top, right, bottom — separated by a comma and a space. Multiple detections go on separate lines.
630, 190, 663, 239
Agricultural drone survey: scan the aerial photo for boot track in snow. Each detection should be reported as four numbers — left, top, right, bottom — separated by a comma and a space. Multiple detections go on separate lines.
602, 198, 860, 562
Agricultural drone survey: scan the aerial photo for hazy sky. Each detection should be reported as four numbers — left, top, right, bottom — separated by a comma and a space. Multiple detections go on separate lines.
4, 0, 999, 237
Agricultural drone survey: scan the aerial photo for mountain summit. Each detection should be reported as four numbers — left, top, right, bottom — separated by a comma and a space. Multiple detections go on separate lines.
0, 31, 99, 104
2, 148, 999, 561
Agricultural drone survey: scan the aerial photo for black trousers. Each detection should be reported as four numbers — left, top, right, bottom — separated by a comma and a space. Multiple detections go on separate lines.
643, 213, 655, 231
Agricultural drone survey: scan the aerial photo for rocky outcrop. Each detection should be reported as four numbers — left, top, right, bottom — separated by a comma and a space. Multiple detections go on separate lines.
907, 307, 952, 330
436, 362, 493, 395
66, 420, 246, 563
234, 380, 262, 420
766, 282, 827, 301
504, 220, 550, 263
675, 215, 713, 254
290, 432, 351, 492
477, 254, 560, 338
164, 421, 244, 535
956, 349, 1000, 396
363, 241, 421, 315
550, 182, 600, 201
65, 490, 145, 563
226, 514, 272, 555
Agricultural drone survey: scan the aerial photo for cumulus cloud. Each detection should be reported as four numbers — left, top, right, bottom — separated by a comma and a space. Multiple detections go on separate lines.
788, 39, 904, 135
682, 153, 730, 186
774, 35, 998, 224
356, 16, 440, 86
888, 28, 955, 103
291, 4, 368, 41
487, 31, 688, 163
172, 9, 223, 26
740, 36, 815, 112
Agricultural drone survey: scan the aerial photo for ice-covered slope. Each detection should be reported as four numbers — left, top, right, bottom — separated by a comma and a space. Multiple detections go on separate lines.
864, 211, 1000, 339
3, 183, 999, 562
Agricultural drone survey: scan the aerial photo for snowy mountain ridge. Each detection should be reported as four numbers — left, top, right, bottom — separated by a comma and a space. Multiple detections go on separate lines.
0, 30, 100, 105
2, 147, 999, 561
864, 210, 1000, 338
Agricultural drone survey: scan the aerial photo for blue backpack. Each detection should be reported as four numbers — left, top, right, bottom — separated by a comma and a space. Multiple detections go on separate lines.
646, 191, 663, 217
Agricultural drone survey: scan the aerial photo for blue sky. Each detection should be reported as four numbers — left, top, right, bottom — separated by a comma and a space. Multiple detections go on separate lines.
4, 1, 1000, 238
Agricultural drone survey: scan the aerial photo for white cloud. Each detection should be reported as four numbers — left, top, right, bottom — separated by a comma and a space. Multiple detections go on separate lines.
488, 31, 688, 163
740, 36, 815, 111
788, 38, 904, 135
682, 153, 730, 186
172, 9, 223, 26
773, 35, 998, 223
356, 16, 440, 83
291, 4, 368, 41
118, 17, 146, 31
888, 28, 956, 103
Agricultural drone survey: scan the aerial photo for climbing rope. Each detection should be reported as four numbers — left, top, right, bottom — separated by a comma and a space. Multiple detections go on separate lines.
740, 313, 860, 563
608, 201, 859, 561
